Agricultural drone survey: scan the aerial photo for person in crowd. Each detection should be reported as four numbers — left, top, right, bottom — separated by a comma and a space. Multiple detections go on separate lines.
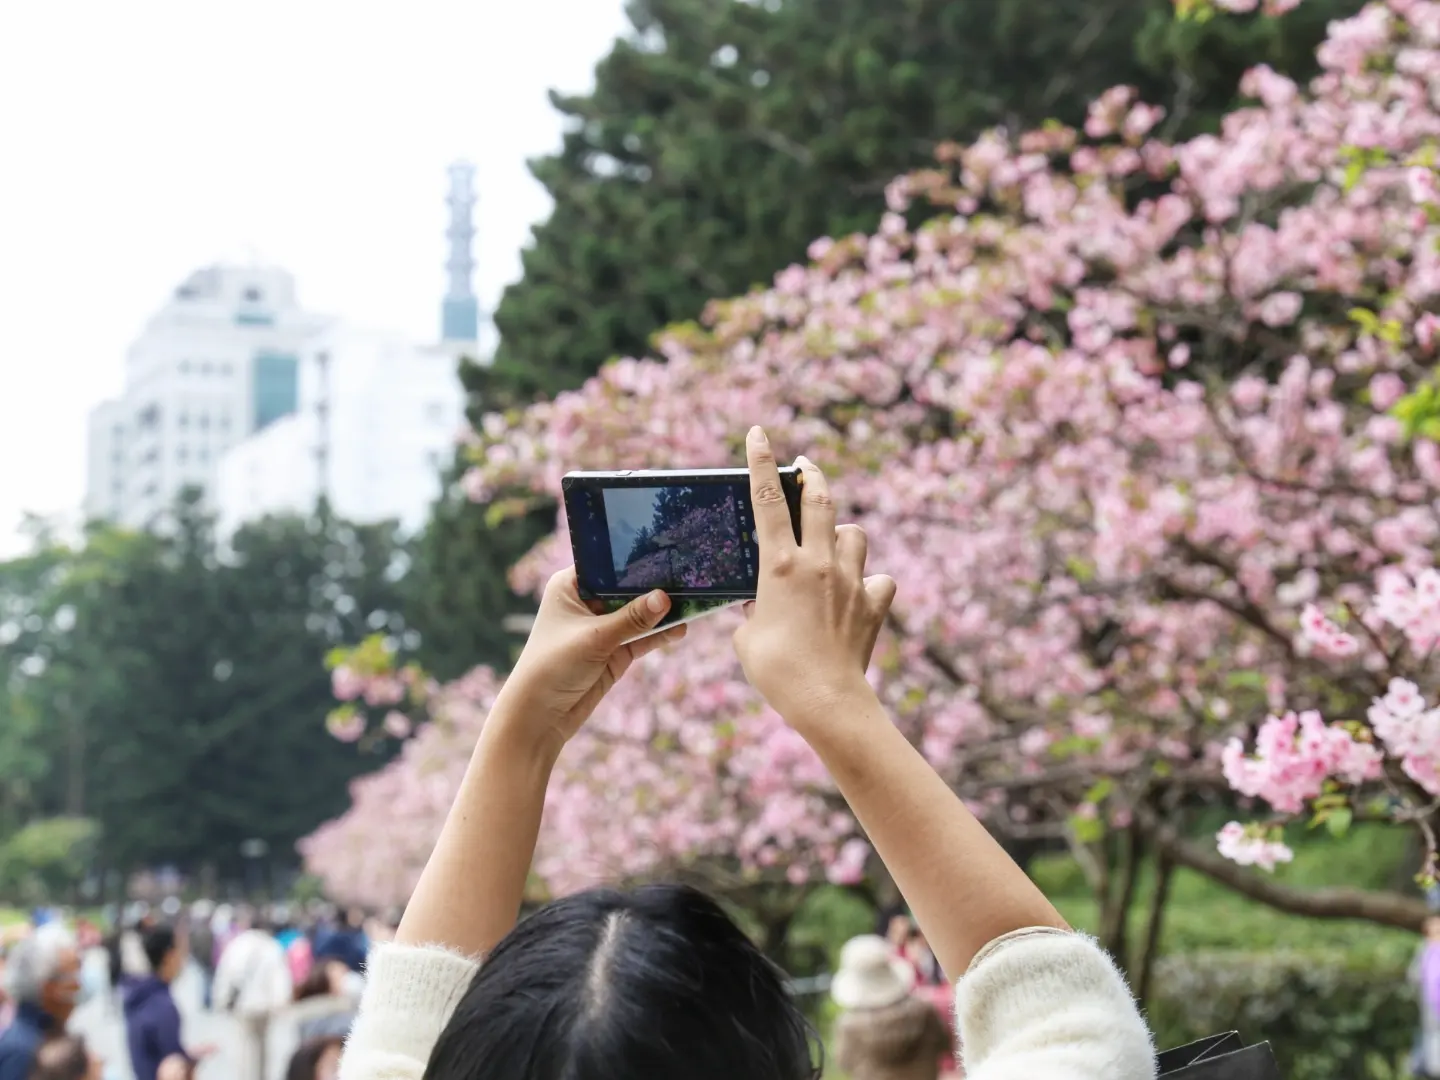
214, 915, 293, 1080
312, 912, 366, 976
0, 946, 14, 1033
0, 924, 81, 1080
881, 907, 913, 951
285, 1036, 343, 1080
1410, 915, 1440, 1078
832, 934, 953, 1080
333, 431, 1156, 1080
104, 922, 151, 1018
122, 926, 211, 1080
25, 1035, 101, 1080
288, 961, 357, 1043
904, 925, 943, 987
186, 903, 216, 1011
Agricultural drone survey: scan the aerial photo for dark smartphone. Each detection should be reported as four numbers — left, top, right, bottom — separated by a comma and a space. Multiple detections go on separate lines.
563, 467, 803, 599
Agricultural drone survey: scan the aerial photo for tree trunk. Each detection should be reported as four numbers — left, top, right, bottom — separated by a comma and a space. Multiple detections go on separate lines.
1132, 853, 1174, 1006
1097, 826, 1142, 971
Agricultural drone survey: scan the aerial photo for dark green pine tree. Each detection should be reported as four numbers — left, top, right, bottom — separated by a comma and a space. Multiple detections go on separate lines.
480, 0, 1364, 406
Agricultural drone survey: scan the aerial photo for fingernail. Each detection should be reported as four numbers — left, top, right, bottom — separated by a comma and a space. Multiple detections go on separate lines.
795, 454, 812, 469
749, 425, 769, 447
647, 590, 667, 614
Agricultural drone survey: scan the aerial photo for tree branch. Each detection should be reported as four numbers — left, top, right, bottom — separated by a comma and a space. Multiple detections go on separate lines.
1139, 809, 1427, 932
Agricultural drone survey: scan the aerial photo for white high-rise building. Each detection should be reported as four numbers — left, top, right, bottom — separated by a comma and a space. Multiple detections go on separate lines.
213, 323, 468, 537
84, 265, 330, 527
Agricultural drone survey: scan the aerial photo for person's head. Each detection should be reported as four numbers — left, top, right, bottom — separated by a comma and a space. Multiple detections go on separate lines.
28, 1035, 102, 1080
884, 913, 912, 949
3, 923, 81, 1025
425, 884, 818, 1080
830, 935, 916, 1013
1424, 915, 1440, 941
294, 960, 348, 1002
286, 1036, 344, 1080
141, 925, 185, 983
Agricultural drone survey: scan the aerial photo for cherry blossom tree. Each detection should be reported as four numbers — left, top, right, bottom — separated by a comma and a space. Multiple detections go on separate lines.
305, 0, 1440, 970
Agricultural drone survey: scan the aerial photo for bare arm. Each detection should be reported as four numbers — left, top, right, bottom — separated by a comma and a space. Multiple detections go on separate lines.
734, 427, 1064, 981
792, 689, 1065, 980
394, 716, 558, 957
395, 571, 682, 957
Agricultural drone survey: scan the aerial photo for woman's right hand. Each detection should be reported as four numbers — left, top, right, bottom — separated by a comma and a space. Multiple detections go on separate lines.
733, 426, 896, 727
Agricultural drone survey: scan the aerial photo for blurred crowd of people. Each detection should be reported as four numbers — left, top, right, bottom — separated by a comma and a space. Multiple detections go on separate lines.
0, 901, 398, 1080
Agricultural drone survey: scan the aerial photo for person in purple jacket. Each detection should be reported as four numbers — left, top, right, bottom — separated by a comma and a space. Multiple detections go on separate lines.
122, 928, 212, 1080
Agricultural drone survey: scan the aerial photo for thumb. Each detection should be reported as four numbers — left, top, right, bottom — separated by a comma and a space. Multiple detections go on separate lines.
601, 589, 671, 643
864, 574, 897, 615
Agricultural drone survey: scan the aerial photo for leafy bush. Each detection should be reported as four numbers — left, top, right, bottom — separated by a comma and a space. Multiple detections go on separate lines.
0, 817, 99, 903
1149, 950, 1415, 1080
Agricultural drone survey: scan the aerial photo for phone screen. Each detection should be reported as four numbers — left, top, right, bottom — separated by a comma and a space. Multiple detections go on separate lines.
564, 470, 799, 598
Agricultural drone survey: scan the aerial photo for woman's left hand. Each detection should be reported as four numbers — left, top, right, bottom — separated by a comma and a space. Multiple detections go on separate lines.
492, 567, 686, 753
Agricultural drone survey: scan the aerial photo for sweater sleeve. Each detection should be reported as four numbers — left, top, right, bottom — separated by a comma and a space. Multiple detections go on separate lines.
338, 944, 481, 1080
955, 929, 1156, 1080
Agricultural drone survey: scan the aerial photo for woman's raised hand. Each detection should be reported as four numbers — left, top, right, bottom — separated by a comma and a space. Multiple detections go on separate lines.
732, 426, 896, 728
496, 568, 685, 754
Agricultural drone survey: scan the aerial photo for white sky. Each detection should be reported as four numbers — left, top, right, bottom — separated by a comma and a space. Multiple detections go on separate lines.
0, 0, 629, 556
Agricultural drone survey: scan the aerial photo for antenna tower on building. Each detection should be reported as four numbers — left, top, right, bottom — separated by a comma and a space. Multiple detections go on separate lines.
441, 161, 480, 343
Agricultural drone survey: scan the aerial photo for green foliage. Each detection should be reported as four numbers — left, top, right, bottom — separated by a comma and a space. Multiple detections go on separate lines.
787, 885, 876, 976
0, 493, 413, 888
1392, 375, 1440, 442
0, 817, 98, 902
1148, 950, 1414, 1080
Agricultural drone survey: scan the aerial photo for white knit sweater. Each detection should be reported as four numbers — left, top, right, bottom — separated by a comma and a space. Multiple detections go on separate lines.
338, 927, 1155, 1080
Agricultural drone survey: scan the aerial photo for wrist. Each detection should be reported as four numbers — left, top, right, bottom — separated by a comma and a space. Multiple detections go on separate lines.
480, 693, 566, 771
782, 678, 884, 737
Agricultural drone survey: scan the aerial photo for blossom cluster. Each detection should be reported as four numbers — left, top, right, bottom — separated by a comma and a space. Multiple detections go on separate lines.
304, 0, 1440, 901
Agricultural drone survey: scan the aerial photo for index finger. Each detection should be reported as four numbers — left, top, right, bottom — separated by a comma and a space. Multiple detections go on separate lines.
746, 426, 798, 555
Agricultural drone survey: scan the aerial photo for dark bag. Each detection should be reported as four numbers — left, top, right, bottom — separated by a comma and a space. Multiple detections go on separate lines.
1158, 1032, 1283, 1079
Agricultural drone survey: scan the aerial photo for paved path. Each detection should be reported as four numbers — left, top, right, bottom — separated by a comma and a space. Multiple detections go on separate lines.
70, 958, 300, 1080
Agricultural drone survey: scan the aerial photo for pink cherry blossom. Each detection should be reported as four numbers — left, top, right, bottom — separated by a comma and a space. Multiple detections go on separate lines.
305, 0, 1440, 902
1217, 822, 1295, 871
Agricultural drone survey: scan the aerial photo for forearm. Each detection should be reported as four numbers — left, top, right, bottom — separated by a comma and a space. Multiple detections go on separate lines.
795, 687, 1066, 978
395, 705, 559, 957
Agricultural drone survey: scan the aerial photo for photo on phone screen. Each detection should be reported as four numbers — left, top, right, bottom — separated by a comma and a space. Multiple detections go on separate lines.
563, 469, 802, 599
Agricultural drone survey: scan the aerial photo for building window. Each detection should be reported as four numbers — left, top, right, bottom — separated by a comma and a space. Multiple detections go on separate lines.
201, 362, 212, 375
424, 402, 446, 423
136, 403, 160, 430
252, 350, 299, 432
244, 287, 263, 302
180, 360, 191, 373
199, 448, 209, 464
178, 412, 189, 428
220, 362, 233, 375
199, 414, 210, 429
177, 446, 188, 463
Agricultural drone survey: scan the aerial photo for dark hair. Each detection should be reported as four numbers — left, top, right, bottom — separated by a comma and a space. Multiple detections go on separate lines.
285, 1036, 344, 1080
141, 926, 178, 974
424, 884, 818, 1080
29, 1035, 88, 1080
294, 964, 333, 1002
